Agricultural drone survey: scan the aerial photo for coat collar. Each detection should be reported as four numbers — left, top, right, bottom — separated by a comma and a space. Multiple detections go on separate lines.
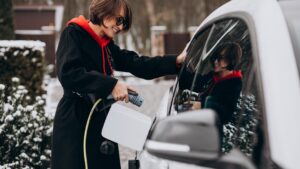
67, 15, 111, 47
67, 15, 113, 75
213, 70, 242, 84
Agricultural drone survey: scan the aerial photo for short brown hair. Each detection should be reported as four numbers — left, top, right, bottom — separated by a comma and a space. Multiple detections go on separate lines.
89, 0, 132, 31
212, 42, 242, 70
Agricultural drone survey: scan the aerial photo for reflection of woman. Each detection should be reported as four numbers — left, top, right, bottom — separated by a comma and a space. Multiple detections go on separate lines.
191, 42, 242, 124
52, 0, 186, 169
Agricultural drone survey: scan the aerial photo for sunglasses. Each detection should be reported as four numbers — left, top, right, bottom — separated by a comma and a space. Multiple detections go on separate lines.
210, 54, 225, 63
115, 16, 128, 29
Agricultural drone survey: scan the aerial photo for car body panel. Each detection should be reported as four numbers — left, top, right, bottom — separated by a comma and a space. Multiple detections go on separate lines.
140, 0, 300, 168
185, 0, 300, 168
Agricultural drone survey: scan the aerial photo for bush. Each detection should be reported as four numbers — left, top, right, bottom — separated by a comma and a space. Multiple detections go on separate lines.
0, 41, 46, 101
0, 78, 52, 169
0, 41, 52, 168
222, 94, 259, 157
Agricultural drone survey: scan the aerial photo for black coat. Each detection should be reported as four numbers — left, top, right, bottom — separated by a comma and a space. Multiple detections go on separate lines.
51, 24, 178, 169
178, 68, 242, 124
199, 73, 242, 125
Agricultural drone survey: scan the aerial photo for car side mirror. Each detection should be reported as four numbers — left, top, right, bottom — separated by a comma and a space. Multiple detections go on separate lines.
145, 109, 257, 169
145, 109, 222, 164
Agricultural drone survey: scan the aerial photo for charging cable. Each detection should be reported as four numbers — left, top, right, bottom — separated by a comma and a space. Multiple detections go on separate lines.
83, 91, 144, 169
83, 98, 102, 169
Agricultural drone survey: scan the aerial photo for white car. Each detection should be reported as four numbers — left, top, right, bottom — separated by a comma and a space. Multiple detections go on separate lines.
139, 0, 300, 169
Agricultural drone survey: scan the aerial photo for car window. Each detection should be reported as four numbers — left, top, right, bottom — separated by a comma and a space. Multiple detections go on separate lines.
170, 18, 266, 166
166, 26, 212, 116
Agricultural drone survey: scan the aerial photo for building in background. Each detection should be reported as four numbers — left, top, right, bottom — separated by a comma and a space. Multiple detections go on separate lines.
13, 5, 64, 76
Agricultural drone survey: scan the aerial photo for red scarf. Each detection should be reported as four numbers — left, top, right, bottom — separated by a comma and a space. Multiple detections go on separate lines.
206, 70, 242, 94
67, 15, 113, 75
213, 70, 242, 84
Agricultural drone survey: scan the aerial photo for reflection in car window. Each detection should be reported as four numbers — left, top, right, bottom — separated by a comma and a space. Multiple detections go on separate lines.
174, 27, 212, 101
225, 67, 260, 156
172, 18, 263, 163
186, 27, 211, 73
191, 42, 243, 125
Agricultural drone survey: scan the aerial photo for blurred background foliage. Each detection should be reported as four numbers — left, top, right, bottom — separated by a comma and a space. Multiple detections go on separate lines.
0, 0, 15, 40
11, 0, 229, 54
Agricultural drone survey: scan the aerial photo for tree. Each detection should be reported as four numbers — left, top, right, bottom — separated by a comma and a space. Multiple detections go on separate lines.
0, 0, 15, 40
50, 0, 229, 54
11, 0, 229, 54
53, 0, 92, 26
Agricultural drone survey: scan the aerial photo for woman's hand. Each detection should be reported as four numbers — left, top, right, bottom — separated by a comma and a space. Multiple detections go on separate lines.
190, 101, 201, 110
183, 101, 201, 110
111, 81, 136, 103
176, 47, 187, 65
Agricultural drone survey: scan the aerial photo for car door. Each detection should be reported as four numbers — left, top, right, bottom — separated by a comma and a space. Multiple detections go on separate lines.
165, 17, 273, 169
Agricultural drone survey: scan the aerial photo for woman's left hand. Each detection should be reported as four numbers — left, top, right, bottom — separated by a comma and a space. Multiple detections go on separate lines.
176, 48, 187, 65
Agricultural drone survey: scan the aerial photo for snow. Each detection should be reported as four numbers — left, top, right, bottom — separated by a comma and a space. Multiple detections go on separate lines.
20, 127, 26, 133
20, 153, 30, 160
23, 50, 30, 56
11, 77, 20, 83
0, 41, 45, 52
37, 100, 44, 105
17, 85, 25, 90
33, 122, 39, 128
13, 51, 19, 56
31, 111, 37, 118
33, 137, 42, 142
25, 106, 34, 112
31, 58, 37, 63
0, 84, 5, 90
28, 123, 33, 128
4, 103, 13, 113
16, 88, 28, 95
4, 115, 14, 123
17, 105, 25, 111
13, 111, 21, 117
40, 155, 46, 161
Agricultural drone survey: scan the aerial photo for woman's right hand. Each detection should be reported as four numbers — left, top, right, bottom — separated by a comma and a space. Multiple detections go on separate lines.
182, 101, 202, 110
111, 81, 135, 103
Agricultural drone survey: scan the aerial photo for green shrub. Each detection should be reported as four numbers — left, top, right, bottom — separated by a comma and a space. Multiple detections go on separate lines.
0, 41, 52, 168
0, 41, 46, 101
0, 78, 52, 169
222, 94, 259, 157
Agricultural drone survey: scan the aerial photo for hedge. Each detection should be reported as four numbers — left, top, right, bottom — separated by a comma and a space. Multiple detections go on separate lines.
0, 79, 52, 168
0, 40, 46, 101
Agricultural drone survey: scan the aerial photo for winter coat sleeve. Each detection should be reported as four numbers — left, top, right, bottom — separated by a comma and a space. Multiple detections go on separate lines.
56, 26, 118, 98
205, 78, 242, 124
108, 41, 178, 79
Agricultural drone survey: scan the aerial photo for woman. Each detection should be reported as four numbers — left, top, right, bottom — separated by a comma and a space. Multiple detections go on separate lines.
189, 42, 243, 125
51, 0, 186, 168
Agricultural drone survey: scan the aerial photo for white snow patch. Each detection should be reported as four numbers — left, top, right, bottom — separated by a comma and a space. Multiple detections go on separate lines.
0, 40, 45, 52
0, 84, 5, 90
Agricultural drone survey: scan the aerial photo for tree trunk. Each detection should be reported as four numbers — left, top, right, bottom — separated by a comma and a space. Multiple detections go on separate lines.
0, 0, 15, 40
144, 0, 157, 26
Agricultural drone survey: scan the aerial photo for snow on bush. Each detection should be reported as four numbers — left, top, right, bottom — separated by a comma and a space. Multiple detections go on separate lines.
0, 40, 46, 100
0, 41, 45, 52
222, 94, 259, 157
0, 78, 53, 169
